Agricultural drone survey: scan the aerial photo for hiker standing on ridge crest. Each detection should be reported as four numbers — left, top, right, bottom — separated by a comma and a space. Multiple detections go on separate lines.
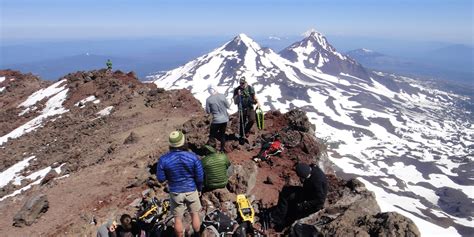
270, 162, 328, 231
206, 86, 230, 152
106, 59, 112, 70
156, 131, 204, 237
233, 77, 260, 138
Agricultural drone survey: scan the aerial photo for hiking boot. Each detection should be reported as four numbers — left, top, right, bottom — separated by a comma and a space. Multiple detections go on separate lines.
268, 213, 285, 232
269, 221, 285, 232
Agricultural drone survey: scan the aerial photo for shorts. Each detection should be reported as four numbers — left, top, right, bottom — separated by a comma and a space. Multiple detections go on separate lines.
169, 190, 202, 218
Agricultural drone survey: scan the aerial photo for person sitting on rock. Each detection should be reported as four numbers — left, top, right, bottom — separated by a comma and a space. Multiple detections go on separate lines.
201, 141, 231, 191
156, 131, 204, 237
206, 86, 230, 152
270, 162, 328, 230
115, 214, 143, 237
97, 219, 117, 237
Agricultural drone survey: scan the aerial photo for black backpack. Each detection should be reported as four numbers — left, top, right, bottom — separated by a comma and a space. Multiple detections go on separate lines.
203, 210, 236, 234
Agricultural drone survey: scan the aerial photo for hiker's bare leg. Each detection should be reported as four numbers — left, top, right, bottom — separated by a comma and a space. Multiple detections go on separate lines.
174, 216, 184, 237
191, 212, 201, 235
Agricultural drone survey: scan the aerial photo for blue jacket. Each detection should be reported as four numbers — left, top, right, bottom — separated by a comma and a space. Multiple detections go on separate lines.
156, 150, 204, 193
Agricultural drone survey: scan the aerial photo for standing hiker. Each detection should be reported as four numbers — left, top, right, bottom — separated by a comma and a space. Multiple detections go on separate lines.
270, 162, 328, 230
233, 77, 260, 138
205, 86, 230, 152
201, 141, 231, 191
156, 131, 204, 237
106, 59, 113, 70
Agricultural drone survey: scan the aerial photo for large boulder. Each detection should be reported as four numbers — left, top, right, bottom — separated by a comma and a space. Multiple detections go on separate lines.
358, 212, 420, 237
201, 188, 236, 210
227, 161, 258, 195
13, 194, 49, 227
181, 115, 212, 151
285, 109, 315, 134
290, 179, 420, 237
123, 131, 139, 144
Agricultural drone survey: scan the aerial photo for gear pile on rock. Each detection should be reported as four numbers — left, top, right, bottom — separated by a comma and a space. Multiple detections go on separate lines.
0, 69, 420, 236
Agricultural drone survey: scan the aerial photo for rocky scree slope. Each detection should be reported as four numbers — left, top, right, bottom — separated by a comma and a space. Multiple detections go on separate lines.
0, 69, 203, 236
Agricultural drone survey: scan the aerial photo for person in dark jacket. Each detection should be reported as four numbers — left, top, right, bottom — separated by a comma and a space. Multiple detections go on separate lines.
116, 214, 142, 237
270, 162, 328, 229
233, 77, 260, 138
201, 142, 231, 191
206, 86, 230, 152
97, 219, 117, 237
156, 131, 204, 237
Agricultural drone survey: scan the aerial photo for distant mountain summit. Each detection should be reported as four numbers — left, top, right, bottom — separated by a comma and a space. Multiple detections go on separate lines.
280, 30, 370, 79
346, 48, 385, 58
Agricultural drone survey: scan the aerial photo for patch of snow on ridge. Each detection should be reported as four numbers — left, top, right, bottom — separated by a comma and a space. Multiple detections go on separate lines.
0, 164, 64, 202
19, 79, 67, 109
0, 156, 36, 188
96, 106, 114, 117
0, 87, 4, 92
0, 88, 69, 146
75, 95, 98, 108
0, 76, 5, 83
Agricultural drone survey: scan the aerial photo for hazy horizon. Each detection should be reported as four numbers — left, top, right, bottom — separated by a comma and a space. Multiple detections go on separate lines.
1, 0, 473, 45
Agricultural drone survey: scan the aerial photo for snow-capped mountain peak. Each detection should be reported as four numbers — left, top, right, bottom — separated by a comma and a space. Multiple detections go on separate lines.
235, 33, 255, 44
150, 34, 297, 105
301, 28, 322, 37
223, 33, 264, 55
280, 29, 369, 79
305, 30, 333, 53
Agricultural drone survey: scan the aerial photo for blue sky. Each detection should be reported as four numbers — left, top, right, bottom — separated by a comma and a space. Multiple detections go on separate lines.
1, 0, 473, 44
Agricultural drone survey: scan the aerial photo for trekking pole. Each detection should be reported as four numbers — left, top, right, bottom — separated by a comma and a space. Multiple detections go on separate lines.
263, 204, 269, 234
238, 92, 245, 140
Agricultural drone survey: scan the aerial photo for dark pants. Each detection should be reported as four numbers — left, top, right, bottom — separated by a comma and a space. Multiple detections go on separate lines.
240, 107, 255, 136
271, 186, 305, 226
210, 122, 227, 152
